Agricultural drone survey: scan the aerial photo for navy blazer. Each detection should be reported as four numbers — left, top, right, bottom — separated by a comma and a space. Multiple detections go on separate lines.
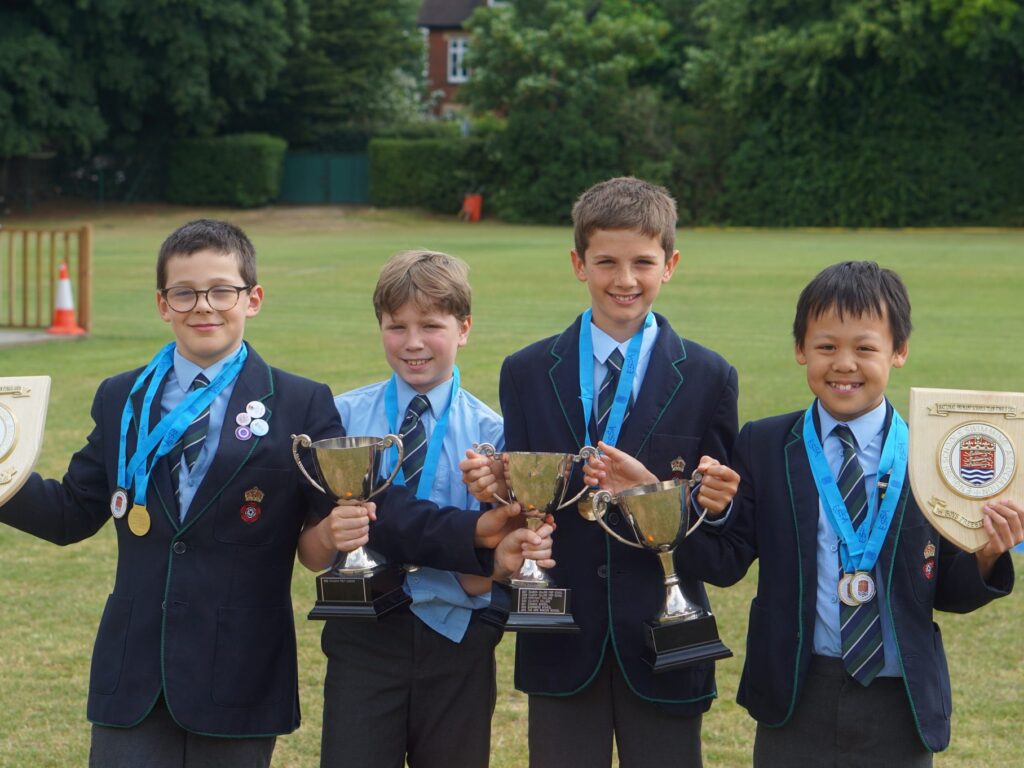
500, 313, 738, 713
679, 410, 1015, 751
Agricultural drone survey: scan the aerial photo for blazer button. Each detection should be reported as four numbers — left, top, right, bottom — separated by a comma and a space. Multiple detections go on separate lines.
597, 565, 608, 579
173, 541, 187, 555
607, 512, 620, 526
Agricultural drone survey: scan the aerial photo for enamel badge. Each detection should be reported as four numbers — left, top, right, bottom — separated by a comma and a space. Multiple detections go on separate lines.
240, 486, 264, 524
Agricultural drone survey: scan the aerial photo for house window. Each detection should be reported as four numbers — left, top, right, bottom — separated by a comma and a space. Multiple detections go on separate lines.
448, 37, 469, 84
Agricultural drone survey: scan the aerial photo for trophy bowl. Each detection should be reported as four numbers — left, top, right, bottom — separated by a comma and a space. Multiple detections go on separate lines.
591, 474, 732, 671
292, 433, 410, 620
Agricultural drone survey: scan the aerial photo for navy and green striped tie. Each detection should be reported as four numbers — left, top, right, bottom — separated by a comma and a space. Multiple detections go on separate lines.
595, 348, 633, 438
834, 425, 884, 686
400, 394, 431, 491
169, 374, 210, 498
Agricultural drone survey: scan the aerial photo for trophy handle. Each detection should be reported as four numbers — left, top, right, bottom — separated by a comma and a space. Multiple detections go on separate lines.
291, 433, 327, 495
682, 470, 708, 538
366, 433, 404, 501
555, 445, 602, 510
471, 442, 514, 506
590, 490, 644, 550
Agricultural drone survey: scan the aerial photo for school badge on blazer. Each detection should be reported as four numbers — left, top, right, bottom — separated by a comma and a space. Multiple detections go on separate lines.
240, 487, 264, 523
908, 387, 1023, 552
0, 377, 50, 506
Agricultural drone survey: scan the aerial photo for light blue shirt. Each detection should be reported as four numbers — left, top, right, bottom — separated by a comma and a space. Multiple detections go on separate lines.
160, 347, 241, 521
335, 376, 504, 642
813, 399, 900, 677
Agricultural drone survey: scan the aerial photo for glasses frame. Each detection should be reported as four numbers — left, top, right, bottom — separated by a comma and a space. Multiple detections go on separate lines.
160, 284, 253, 313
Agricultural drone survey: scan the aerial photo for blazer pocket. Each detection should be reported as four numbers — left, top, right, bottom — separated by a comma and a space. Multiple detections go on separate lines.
89, 595, 132, 695
213, 467, 293, 546
641, 434, 700, 477
212, 605, 293, 707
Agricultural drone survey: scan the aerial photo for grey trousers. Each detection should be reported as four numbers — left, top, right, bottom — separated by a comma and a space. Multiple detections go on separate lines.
89, 696, 276, 768
528, 650, 703, 768
754, 655, 932, 768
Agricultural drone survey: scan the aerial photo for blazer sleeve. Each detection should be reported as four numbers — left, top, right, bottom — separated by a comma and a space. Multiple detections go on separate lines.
698, 362, 739, 463
368, 484, 494, 576
0, 380, 114, 545
932, 538, 1014, 614
298, 381, 346, 521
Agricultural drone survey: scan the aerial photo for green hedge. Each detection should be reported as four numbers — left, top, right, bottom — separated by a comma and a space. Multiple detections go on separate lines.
368, 136, 495, 214
166, 133, 287, 207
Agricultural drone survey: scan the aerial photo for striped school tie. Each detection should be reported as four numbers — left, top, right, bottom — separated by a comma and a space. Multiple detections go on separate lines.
595, 348, 633, 438
400, 394, 431, 491
834, 425, 885, 686
169, 374, 210, 498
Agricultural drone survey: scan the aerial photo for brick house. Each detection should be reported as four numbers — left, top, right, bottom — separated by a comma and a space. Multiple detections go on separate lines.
419, 0, 499, 114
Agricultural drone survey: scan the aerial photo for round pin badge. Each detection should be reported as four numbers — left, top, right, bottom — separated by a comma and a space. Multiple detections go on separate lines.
110, 488, 130, 519
235, 412, 252, 426
850, 571, 876, 603
246, 401, 266, 419
240, 502, 262, 524
250, 418, 269, 437
235, 425, 253, 441
838, 573, 859, 606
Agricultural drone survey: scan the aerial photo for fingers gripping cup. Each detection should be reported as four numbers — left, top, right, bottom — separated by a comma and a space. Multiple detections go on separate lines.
475, 443, 597, 633
292, 433, 410, 620
590, 470, 732, 672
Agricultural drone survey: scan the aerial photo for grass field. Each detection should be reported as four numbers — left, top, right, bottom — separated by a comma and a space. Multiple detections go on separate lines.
0, 205, 1021, 767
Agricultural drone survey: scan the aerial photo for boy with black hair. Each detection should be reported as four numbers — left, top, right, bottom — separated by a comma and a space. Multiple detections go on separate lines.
586, 260, 1021, 765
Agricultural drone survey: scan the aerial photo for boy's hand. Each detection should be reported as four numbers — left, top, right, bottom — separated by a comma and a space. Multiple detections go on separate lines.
975, 499, 1024, 579
318, 502, 377, 554
583, 441, 657, 494
474, 502, 523, 548
493, 518, 556, 582
695, 456, 740, 516
460, 449, 508, 503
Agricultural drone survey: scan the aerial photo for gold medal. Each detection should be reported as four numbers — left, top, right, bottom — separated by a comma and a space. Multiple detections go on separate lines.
127, 505, 151, 537
838, 573, 859, 606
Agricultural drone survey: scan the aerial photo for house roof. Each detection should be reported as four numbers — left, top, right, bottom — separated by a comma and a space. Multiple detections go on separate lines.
417, 0, 487, 28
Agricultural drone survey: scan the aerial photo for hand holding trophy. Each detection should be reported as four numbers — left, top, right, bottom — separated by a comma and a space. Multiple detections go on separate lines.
587, 450, 732, 672
292, 433, 408, 619
474, 442, 597, 632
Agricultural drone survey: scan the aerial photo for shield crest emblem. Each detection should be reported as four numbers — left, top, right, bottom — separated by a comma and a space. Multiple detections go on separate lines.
908, 387, 1024, 552
0, 377, 51, 506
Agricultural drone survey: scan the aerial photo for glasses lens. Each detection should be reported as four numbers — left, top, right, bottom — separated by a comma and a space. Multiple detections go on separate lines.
208, 286, 243, 310
166, 288, 197, 311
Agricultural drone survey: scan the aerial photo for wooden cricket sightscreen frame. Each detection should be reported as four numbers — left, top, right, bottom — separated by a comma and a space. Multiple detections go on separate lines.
0, 224, 92, 333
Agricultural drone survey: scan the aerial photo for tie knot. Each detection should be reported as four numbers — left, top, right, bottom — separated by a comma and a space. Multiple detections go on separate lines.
406, 394, 430, 420
192, 373, 210, 391
606, 348, 624, 373
833, 425, 856, 453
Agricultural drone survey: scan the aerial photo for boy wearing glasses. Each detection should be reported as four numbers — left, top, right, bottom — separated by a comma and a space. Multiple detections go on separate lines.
0, 220, 512, 767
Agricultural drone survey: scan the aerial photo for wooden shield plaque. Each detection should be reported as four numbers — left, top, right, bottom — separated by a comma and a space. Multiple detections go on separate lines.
908, 387, 1023, 552
0, 377, 51, 506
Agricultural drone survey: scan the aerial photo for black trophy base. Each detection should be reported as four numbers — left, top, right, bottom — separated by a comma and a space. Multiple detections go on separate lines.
481, 581, 579, 633
642, 611, 732, 673
308, 562, 411, 620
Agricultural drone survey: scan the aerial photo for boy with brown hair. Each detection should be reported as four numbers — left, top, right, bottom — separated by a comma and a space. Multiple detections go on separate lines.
462, 177, 740, 767
299, 249, 553, 768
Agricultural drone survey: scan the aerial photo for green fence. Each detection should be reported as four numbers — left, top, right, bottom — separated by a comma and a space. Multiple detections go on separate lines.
279, 152, 369, 204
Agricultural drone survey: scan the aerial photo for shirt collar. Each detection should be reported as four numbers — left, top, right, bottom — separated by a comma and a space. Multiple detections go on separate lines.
817, 398, 887, 450
395, 375, 454, 418
589, 317, 659, 365
172, 347, 237, 393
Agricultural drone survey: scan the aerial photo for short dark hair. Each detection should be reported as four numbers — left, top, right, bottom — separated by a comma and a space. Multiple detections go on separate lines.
793, 261, 912, 350
572, 177, 677, 261
156, 219, 257, 289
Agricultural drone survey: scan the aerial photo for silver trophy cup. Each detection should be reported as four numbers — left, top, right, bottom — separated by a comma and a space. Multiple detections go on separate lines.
591, 472, 732, 671
292, 433, 408, 619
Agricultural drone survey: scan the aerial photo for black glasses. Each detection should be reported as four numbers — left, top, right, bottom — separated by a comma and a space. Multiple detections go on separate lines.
161, 285, 252, 313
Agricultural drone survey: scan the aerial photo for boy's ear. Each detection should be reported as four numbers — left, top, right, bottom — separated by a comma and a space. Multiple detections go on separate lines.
156, 290, 172, 323
891, 341, 909, 368
570, 250, 587, 282
794, 342, 808, 366
458, 315, 472, 347
662, 250, 680, 282
245, 285, 264, 317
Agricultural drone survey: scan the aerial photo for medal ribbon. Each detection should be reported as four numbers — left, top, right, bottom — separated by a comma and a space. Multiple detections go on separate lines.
118, 344, 248, 506
802, 400, 908, 574
384, 366, 459, 499
578, 309, 652, 448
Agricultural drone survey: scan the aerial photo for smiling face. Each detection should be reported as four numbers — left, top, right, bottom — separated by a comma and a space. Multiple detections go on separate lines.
380, 301, 471, 393
571, 228, 679, 342
795, 305, 909, 422
157, 249, 262, 367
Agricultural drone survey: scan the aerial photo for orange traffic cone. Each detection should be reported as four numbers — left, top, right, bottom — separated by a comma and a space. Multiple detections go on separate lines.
47, 262, 86, 335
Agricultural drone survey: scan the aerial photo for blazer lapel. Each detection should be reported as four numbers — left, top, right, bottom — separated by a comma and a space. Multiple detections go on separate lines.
549, 316, 588, 450
616, 314, 685, 457
784, 413, 821, 592
179, 346, 274, 531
